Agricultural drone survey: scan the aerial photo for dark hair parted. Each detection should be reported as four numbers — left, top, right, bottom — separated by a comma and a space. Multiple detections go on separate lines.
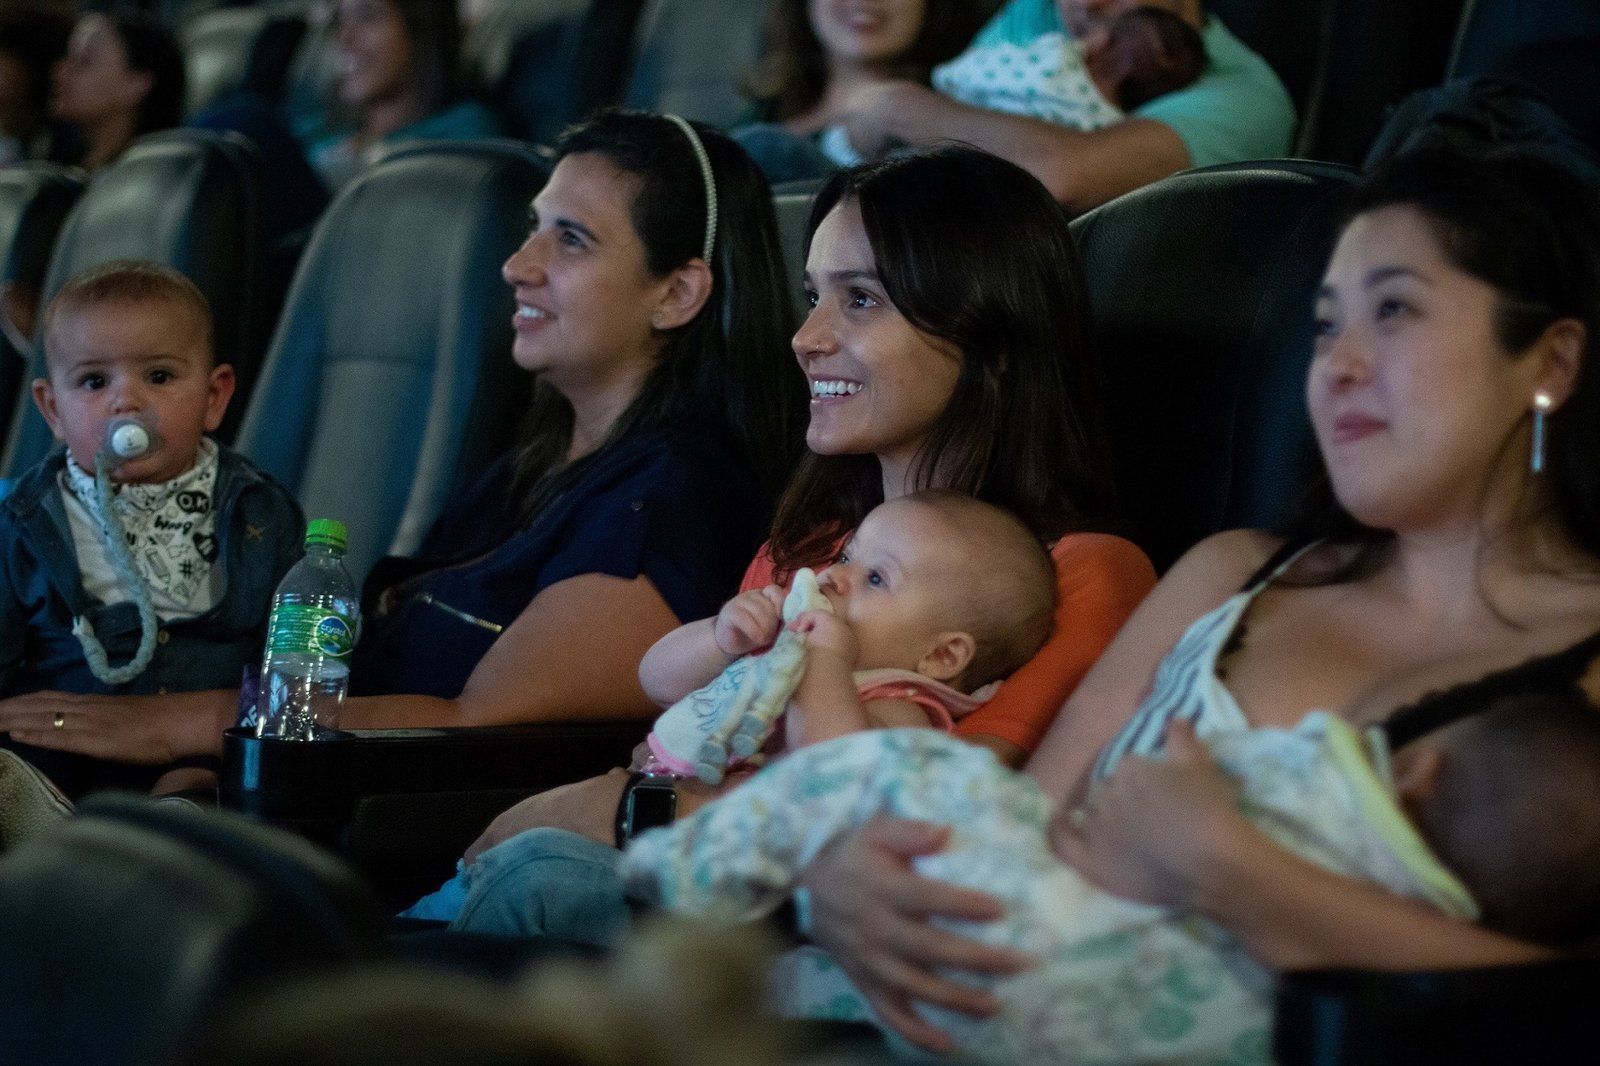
1279, 148, 1600, 579
380, 0, 463, 115
511, 110, 805, 524
769, 145, 1119, 571
743, 0, 989, 123
106, 14, 184, 136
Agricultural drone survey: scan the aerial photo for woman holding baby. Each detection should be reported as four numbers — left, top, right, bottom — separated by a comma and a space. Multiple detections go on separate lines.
0, 128, 1151, 816
425, 144, 1158, 932
802, 147, 1600, 1053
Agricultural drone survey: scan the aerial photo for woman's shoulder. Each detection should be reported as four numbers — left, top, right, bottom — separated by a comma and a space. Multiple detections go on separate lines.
1160, 528, 1289, 601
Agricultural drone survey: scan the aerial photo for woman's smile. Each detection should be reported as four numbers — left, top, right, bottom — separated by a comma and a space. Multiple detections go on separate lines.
810, 376, 864, 399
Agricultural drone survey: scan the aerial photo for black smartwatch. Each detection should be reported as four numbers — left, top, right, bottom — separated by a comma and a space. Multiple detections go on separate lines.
614, 771, 679, 847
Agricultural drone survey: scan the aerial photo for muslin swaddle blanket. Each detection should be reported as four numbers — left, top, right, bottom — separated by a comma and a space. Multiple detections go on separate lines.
622, 715, 1478, 1064
646, 569, 831, 784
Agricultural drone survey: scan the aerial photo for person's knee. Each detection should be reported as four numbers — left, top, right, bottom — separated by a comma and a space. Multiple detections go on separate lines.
453, 828, 632, 945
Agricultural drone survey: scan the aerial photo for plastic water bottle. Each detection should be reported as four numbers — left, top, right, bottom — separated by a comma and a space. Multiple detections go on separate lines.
256, 519, 359, 740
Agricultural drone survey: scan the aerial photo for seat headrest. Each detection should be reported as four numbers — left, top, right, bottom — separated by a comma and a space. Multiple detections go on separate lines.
1071, 160, 1359, 571
0, 794, 388, 1066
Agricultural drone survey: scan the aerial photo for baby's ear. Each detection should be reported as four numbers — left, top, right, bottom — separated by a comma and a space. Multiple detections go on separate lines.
1391, 743, 1447, 819
204, 362, 236, 432
917, 631, 976, 684
30, 378, 62, 440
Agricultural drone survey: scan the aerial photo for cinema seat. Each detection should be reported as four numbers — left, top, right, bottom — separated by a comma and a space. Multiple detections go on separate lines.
1070, 159, 1360, 572
181, 4, 308, 116
0, 130, 269, 474
620, 0, 764, 128
0, 793, 388, 1066
1275, 958, 1600, 1064
0, 163, 81, 445
233, 140, 546, 587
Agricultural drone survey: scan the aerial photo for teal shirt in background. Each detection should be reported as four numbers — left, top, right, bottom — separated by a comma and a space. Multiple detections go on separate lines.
972, 0, 1296, 167
304, 100, 506, 192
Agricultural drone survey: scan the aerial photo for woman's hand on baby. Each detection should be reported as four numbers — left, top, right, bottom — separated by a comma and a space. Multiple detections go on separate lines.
800, 816, 1034, 1053
1051, 720, 1249, 911
713, 585, 785, 659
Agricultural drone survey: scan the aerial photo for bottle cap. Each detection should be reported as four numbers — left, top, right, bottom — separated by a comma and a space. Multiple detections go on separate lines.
304, 518, 347, 553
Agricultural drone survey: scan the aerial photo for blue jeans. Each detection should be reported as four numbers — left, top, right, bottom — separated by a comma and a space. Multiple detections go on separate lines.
429, 828, 634, 947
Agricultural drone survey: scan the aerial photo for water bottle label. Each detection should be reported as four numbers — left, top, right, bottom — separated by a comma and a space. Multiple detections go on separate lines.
265, 605, 357, 660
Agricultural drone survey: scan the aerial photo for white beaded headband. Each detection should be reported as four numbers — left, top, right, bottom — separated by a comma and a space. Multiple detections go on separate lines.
663, 113, 718, 262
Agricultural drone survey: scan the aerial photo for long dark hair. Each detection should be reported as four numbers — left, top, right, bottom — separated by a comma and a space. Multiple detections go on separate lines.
770, 145, 1118, 570
1279, 148, 1600, 580
107, 14, 183, 136
385, 0, 462, 114
0, 9, 70, 142
511, 110, 804, 524
743, 0, 987, 123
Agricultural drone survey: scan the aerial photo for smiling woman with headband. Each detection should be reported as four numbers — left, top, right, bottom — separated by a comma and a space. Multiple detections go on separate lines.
0, 112, 805, 769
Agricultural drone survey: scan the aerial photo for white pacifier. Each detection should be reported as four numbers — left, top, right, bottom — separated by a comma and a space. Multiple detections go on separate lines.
102, 416, 155, 462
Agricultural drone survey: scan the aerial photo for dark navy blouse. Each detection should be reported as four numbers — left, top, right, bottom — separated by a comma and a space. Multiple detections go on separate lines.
349, 426, 769, 699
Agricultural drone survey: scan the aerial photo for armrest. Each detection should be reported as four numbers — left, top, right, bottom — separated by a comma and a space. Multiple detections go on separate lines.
1274, 957, 1600, 1065
223, 720, 645, 907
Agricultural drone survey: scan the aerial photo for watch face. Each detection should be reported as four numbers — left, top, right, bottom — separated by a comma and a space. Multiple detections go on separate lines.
627, 781, 677, 835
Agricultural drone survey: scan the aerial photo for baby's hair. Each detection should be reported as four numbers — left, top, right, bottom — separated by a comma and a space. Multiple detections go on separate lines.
1416, 685, 1600, 946
1105, 6, 1206, 111
902, 489, 1055, 691
43, 260, 215, 370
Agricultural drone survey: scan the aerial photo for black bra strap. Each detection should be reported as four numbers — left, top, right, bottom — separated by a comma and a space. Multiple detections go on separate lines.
1385, 627, 1600, 749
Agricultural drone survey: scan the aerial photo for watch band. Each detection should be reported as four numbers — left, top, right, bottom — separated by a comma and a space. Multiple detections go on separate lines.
613, 771, 679, 848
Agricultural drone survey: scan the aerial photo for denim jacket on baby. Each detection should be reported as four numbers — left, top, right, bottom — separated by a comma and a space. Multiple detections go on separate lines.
0, 445, 303, 796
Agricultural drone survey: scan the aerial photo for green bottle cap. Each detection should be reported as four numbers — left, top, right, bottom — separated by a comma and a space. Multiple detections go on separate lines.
304, 518, 348, 553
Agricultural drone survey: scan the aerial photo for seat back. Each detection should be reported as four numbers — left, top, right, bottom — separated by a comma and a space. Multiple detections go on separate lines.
1447, 0, 1600, 79
1294, 0, 1466, 165
1206, 0, 1331, 114
1275, 960, 1600, 1064
234, 140, 547, 586
1070, 160, 1359, 572
0, 793, 388, 1066
0, 130, 269, 476
1446, 1, 1600, 154
771, 181, 820, 319
0, 164, 82, 445
466, 0, 644, 145
182, 4, 309, 116
620, 0, 764, 127
278, 4, 339, 137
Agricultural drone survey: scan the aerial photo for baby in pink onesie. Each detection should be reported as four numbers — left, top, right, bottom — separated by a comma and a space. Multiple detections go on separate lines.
639, 490, 1057, 766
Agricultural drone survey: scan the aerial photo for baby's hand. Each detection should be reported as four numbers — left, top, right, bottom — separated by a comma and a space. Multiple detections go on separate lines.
713, 585, 785, 659
793, 609, 858, 664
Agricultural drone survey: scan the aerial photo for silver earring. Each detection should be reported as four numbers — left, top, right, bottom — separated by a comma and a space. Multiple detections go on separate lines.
1531, 392, 1553, 474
